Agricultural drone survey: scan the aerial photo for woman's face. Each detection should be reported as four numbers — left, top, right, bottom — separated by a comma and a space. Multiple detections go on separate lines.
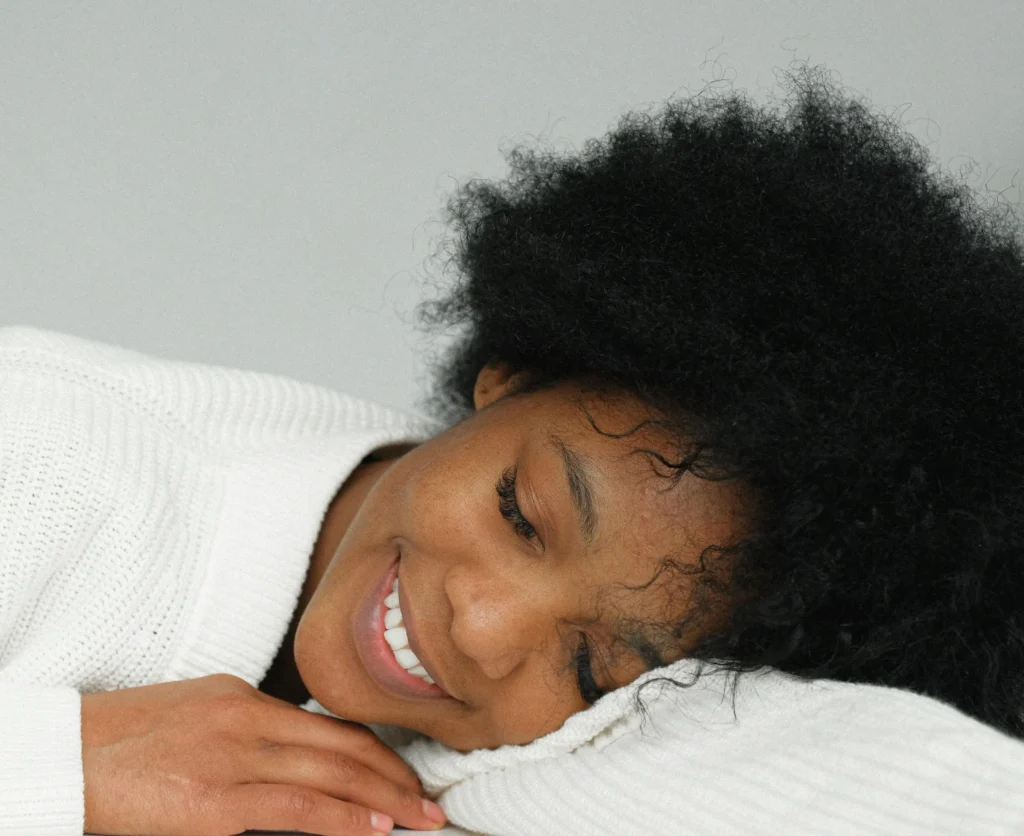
294, 365, 751, 752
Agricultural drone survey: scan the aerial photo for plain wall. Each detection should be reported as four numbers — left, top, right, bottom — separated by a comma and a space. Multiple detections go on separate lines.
1, 0, 1021, 417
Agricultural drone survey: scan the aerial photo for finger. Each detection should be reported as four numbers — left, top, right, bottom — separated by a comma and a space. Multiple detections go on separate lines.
229, 782, 394, 836
249, 742, 443, 832
255, 698, 425, 795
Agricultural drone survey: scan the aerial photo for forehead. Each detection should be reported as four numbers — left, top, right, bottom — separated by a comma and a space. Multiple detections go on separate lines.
492, 380, 755, 677
525, 382, 751, 580
517, 386, 752, 676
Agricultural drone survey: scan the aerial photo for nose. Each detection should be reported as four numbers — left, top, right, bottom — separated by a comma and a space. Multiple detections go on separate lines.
445, 567, 562, 682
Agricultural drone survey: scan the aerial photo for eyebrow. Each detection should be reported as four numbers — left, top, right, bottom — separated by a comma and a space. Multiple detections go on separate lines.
546, 432, 669, 676
545, 432, 600, 553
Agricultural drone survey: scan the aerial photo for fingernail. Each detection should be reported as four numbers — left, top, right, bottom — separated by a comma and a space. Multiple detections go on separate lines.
371, 811, 393, 833
422, 798, 447, 823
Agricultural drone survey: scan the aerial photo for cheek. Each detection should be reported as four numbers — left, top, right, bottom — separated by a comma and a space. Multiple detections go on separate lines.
482, 678, 583, 747
396, 456, 484, 538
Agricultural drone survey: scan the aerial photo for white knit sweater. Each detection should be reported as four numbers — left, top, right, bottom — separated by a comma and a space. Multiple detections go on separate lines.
3, 325, 1024, 836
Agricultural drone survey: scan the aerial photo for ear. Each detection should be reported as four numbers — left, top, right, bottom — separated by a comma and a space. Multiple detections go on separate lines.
473, 363, 524, 411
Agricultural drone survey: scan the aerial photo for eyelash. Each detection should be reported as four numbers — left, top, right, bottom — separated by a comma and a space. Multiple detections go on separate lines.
573, 634, 606, 706
496, 466, 607, 706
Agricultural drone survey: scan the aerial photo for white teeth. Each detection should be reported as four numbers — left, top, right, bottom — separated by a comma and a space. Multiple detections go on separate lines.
394, 647, 420, 669
383, 626, 410, 651
381, 578, 436, 685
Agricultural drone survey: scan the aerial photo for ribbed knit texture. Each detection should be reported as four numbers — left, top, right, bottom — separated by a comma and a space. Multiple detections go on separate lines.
308, 661, 1024, 835
0, 325, 443, 835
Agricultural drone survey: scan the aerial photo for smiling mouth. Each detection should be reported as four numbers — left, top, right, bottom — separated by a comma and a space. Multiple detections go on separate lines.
383, 577, 442, 686
354, 554, 455, 701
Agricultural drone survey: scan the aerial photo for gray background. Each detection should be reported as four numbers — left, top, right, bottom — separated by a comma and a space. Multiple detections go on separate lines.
1, 1, 1020, 419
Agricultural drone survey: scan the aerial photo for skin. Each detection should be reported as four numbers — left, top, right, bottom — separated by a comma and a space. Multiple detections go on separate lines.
266, 364, 751, 753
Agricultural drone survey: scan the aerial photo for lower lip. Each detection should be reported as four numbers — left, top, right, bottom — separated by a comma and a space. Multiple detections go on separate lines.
354, 552, 452, 700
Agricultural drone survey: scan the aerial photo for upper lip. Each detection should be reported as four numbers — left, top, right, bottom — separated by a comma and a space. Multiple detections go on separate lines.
398, 576, 456, 700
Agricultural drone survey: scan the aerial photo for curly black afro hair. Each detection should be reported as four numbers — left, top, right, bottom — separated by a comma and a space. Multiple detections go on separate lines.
408, 60, 1024, 740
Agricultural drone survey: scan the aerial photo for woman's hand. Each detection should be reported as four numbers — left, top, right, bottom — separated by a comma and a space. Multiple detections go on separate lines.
81, 673, 446, 835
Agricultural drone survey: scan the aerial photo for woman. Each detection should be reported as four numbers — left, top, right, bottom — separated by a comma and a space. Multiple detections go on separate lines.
3, 60, 1023, 835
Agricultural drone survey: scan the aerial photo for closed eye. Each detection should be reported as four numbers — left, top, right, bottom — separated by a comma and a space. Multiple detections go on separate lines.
496, 466, 539, 543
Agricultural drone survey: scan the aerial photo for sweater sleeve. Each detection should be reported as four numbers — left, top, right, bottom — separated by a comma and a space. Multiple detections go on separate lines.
354, 662, 1024, 836
0, 326, 186, 835
0, 325, 444, 835
0, 683, 84, 835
